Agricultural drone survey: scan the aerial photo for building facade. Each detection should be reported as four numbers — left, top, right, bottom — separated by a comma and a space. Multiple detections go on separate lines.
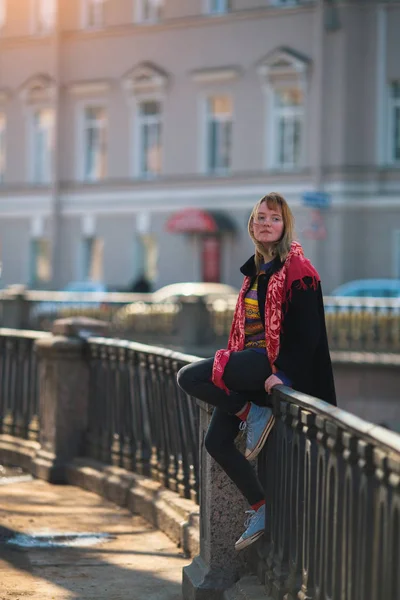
0, 0, 399, 292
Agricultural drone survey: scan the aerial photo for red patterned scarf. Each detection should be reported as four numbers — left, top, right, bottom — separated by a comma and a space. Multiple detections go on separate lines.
212, 241, 319, 393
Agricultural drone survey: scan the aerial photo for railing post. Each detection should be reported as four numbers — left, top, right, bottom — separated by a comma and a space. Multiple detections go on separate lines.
33, 317, 109, 483
1, 285, 30, 329
182, 400, 248, 600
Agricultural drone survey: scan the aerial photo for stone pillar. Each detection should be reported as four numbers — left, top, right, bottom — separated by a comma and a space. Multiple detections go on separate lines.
182, 401, 249, 600
1, 285, 30, 329
175, 296, 215, 348
33, 317, 109, 483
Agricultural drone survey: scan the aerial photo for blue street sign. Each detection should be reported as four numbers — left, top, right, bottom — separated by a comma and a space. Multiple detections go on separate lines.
302, 191, 331, 209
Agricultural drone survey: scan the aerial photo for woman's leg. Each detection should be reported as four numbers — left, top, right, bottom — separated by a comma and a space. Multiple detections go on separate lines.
177, 350, 272, 505
204, 407, 264, 505
177, 349, 272, 413
177, 357, 245, 413
178, 351, 273, 550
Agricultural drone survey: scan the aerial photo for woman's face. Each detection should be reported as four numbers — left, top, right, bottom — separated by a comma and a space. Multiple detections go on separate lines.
252, 202, 284, 247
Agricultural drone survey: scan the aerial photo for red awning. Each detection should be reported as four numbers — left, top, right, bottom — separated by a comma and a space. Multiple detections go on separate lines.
166, 208, 235, 234
166, 208, 217, 233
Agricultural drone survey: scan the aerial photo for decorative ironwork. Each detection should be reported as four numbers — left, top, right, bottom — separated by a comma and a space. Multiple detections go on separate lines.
1, 325, 399, 594
85, 338, 200, 503
0, 329, 50, 441
208, 295, 400, 354
6, 290, 400, 353
255, 387, 400, 599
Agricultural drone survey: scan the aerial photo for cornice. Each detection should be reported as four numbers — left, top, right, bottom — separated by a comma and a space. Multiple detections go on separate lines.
0, 5, 316, 48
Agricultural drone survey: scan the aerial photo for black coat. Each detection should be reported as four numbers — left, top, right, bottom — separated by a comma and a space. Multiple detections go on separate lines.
240, 255, 337, 406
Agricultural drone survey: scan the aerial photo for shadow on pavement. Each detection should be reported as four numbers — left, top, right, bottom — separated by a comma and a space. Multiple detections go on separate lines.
0, 482, 189, 600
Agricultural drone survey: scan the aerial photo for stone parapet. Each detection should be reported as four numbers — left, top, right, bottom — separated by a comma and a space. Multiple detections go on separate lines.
182, 400, 250, 600
32, 318, 110, 483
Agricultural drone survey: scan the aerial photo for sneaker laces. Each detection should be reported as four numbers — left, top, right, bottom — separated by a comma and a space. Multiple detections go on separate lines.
243, 509, 256, 528
244, 414, 257, 443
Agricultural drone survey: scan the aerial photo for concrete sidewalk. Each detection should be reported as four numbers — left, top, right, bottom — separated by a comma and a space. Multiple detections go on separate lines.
0, 478, 190, 600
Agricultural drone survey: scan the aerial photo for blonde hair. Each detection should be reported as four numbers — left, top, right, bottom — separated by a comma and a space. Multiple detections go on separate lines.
248, 192, 295, 272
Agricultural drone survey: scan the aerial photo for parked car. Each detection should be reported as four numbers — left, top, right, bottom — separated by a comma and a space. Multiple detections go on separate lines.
330, 279, 400, 298
62, 281, 107, 294
112, 281, 239, 334
325, 279, 400, 316
152, 282, 239, 302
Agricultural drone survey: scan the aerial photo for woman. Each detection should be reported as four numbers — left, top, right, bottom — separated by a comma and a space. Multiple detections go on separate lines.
177, 192, 336, 552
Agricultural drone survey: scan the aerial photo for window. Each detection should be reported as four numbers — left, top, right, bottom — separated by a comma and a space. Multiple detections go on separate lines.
137, 100, 162, 177
134, 234, 158, 283
136, 0, 163, 23
271, 0, 299, 6
83, 0, 104, 29
81, 236, 104, 281
389, 82, 400, 163
207, 0, 229, 14
0, 0, 6, 29
33, 0, 56, 34
30, 238, 51, 286
0, 114, 5, 182
83, 106, 107, 181
272, 88, 303, 169
31, 108, 54, 183
393, 230, 400, 279
206, 96, 232, 174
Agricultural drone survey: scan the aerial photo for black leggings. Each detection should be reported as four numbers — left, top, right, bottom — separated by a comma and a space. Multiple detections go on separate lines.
177, 350, 272, 506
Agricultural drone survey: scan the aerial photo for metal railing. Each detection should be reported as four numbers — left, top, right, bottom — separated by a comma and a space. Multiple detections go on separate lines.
209, 295, 400, 353
0, 288, 181, 345
0, 326, 201, 502
324, 296, 400, 353
4, 287, 400, 354
254, 387, 400, 600
85, 338, 201, 503
0, 328, 51, 441
0, 325, 399, 596
7, 288, 179, 333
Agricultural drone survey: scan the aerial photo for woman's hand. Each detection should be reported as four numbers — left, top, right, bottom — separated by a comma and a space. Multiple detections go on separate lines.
264, 374, 284, 394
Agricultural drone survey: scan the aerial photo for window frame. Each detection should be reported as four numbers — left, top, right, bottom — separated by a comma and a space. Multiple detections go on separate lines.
134, 98, 163, 178
0, 112, 6, 183
76, 101, 108, 182
81, 0, 104, 29
203, 95, 233, 175
29, 106, 55, 184
392, 229, 400, 279
257, 47, 310, 173
31, 0, 56, 35
29, 237, 52, 286
270, 87, 304, 170
135, 0, 163, 24
388, 82, 400, 165
205, 0, 229, 14
80, 235, 104, 281
0, 0, 6, 30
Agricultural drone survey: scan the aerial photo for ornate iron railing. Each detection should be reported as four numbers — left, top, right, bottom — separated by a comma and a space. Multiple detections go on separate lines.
209, 295, 400, 354
254, 387, 400, 600
0, 324, 399, 596
0, 328, 51, 441
5, 288, 400, 354
85, 338, 200, 503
